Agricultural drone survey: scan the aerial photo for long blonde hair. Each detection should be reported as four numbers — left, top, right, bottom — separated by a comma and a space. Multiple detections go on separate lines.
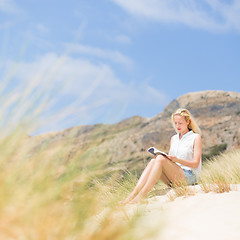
171, 108, 201, 135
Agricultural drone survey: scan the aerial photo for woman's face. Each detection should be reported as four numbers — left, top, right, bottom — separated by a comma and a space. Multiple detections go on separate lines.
173, 115, 189, 134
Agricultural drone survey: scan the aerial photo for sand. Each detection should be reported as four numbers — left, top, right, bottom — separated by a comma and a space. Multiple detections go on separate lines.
121, 184, 240, 240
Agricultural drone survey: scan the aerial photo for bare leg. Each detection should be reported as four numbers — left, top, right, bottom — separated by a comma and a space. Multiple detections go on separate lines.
160, 172, 172, 187
120, 159, 156, 204
129, 158, 164, 203
129, 156, 185, 203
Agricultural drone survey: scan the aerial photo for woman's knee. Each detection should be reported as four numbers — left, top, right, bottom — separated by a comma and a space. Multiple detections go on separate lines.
150, 158, 156, 164
153, 155, 167, 165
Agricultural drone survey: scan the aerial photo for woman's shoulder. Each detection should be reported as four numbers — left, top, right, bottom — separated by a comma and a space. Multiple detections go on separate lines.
193, 133, 202, 145
192, 132, 201, 138
171, 133, 178, 140
189, 130, 200, 137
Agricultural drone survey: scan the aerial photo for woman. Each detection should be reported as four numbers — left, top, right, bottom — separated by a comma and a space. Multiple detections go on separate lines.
121, 108, 202, 204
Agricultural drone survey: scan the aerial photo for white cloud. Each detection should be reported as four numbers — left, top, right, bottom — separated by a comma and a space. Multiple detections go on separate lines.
111, 0, 240, 32
65, 43, 134, 70
115, 34, 132, 44
0, 53, 168, 134
0, 0, 22, 14
35, 23, 50, 35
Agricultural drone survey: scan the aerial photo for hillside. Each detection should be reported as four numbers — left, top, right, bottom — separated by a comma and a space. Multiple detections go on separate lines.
28, 90, 240, 174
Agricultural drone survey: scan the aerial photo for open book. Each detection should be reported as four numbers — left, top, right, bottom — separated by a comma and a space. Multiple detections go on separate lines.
147, 147, 168, 157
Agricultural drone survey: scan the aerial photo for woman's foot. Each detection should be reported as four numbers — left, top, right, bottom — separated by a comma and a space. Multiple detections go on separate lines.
119, 199, 129, 205
119, 196, 134, 205
128, 193, 145, 204
119, 191, 138, 205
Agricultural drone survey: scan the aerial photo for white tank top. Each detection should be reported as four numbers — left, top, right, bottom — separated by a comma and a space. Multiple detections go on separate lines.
169, 130, 201, 178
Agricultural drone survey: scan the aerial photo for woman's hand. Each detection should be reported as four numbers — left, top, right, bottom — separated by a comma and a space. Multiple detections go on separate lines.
167, 155, 178, 163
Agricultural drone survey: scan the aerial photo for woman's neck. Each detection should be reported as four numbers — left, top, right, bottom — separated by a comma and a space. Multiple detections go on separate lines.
179, 129, 190, 139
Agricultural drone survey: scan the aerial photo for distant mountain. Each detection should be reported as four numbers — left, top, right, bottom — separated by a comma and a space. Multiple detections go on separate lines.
28, 90, 240, 174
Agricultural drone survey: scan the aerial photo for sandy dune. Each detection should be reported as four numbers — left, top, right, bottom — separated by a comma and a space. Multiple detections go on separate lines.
122, 185, 240, 240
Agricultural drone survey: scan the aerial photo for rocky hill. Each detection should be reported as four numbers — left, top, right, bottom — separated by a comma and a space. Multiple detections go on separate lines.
28, 90, 240, 174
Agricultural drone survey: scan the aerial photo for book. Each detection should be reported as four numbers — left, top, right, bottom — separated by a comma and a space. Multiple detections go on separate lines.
147, 147, 168, 157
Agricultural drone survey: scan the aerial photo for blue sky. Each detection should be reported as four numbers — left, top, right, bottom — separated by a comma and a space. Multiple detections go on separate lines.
0, 0, 240, 134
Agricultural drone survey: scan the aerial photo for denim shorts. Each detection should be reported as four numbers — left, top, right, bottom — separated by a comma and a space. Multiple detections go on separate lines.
183, 169, 198, 185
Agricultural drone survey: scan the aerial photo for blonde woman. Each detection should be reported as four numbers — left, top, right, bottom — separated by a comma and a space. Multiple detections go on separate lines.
121, 108, 202, 204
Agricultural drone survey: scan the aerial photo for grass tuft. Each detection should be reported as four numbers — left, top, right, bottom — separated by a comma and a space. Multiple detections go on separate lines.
200, 149, 240, 193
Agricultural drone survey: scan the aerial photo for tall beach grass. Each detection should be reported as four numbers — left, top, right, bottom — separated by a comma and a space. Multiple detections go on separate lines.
0, 127, 153, 239
200, 149, 240, 193
0, 74, 150, 239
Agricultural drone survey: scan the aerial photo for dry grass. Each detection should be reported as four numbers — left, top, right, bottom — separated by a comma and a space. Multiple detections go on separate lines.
200, 149, 240, 193
0, 76, 159, 240
167, 181, 196, 201
0, 129, 149, 240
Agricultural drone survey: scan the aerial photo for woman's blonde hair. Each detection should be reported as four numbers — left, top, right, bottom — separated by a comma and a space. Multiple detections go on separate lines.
171, 108, 201, 135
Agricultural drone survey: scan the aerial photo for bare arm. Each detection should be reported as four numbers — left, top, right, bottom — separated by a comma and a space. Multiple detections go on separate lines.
168, 135, 202, 169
